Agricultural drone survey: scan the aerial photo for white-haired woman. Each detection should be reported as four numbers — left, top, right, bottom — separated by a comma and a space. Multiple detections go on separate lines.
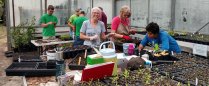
111, 5, 136, 43
80, 7, 114, 47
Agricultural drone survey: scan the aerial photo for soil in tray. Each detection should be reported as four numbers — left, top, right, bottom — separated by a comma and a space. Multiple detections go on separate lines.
176, 33, 209, 45
63, 45, 92, 59
153, 52, 209, 85
8, 63, 37, 70
13, 54, 42, 62
73, 69, 180, 86
70, 53, 86, 65
139, 50, 179, 61
68, 53, 87, 70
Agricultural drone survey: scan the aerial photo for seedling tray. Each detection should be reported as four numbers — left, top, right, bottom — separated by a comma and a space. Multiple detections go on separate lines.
139, 50, 179, 64
68, 53, 86, 70
63, 45, 92, 59
5, 62, 56, 76
13, 55, 42, 62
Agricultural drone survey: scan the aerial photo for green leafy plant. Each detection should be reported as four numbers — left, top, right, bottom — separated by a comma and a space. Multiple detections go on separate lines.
11, 16, 36, 49
111, 74, 119, 86
187, 81, 190, 86
60, 34, 72, 41
0, 0, 5, 6
122, 69, 130, 86
142, 72, 151, 85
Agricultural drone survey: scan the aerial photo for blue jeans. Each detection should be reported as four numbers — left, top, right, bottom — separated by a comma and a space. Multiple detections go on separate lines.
73, 36, 84, 47
69, 29, 75, 39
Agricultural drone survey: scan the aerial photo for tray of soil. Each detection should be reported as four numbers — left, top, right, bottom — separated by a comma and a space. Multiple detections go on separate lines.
73, 69, 180, 86
63, 45, 92, 59
13, 55, 42, 62
5, 62, 56, 76
35, 39, 49, 44
152, 52, 209, 85
138, 50, 179, 64
174, 33, 209, 45
68, 53, 87, 70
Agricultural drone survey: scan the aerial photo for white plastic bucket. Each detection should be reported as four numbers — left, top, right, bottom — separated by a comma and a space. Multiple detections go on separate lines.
46, 51, 57, 60
56, 51, 63, 60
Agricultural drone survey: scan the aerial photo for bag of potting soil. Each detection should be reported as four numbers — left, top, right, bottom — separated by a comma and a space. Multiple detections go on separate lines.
127, 57, 145, 71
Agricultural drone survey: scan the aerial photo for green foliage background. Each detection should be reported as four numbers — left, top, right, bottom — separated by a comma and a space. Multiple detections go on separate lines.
0, 0, 5, 6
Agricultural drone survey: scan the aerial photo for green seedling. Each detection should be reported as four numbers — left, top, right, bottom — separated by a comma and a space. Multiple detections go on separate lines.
122, 69, 130, 86
111, 74, 119, 86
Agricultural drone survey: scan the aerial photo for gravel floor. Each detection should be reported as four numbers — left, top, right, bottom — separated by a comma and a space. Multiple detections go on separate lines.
0, 25, 23, 86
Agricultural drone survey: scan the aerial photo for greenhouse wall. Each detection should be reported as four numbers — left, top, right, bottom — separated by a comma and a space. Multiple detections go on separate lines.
93, 0, 113, 24
149, 0, 172, 30
7, 0, 209, 34
131, 0, 148, 28
175, 0, 209, 34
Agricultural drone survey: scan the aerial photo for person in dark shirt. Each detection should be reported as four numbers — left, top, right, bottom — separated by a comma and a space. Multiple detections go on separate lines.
98, 7, 107, 34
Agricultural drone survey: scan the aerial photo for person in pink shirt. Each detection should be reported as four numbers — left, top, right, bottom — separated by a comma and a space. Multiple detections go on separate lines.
111, 5, 136, 43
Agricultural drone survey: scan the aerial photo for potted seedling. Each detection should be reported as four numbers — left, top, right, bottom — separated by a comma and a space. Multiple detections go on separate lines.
11, 16, 36, 52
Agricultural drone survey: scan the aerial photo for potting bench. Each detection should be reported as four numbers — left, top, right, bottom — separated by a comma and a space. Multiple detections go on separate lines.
31, 40, 74, 55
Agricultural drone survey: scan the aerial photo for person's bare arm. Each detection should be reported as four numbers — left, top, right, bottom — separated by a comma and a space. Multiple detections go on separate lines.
111, 29, 123, 38
138, 44, 144, 52
41, 22, 53, 28
53, 22, 57, 28
80, 32, 90, 40
68, 22, 75, 31
101, 32, 106, 40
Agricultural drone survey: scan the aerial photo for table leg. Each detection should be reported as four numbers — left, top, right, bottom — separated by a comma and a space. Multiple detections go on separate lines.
38, 46, 42, 55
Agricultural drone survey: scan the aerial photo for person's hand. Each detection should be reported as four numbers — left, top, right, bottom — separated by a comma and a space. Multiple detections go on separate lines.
53, 22, 56, 25
72, 26, 75, 32
47, 22, 53, 25
122, 35, 132, 40
107, 33, 115, 37
130, 29, 137, 35
138, 47, 142, 55
89, 35, 98, 41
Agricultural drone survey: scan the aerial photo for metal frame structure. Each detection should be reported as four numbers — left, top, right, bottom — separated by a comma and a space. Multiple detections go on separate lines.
5, 0, 209, 50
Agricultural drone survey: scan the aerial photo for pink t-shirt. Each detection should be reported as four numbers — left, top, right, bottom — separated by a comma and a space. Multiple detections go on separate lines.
111, 16, 130, 31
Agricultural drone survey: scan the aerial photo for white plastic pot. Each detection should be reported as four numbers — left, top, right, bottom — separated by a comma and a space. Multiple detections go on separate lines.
56, 51, 63, 60
46, 50, 57, 60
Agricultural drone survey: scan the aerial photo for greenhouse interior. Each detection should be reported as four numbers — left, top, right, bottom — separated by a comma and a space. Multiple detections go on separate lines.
0, 0, 209, 86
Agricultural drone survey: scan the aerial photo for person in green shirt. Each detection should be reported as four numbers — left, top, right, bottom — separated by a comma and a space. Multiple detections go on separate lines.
68, 9, 81, 39
40, 5, 58, 40
72, 11, 88, 46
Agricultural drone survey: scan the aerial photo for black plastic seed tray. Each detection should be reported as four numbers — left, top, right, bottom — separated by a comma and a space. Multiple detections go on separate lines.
13, 55, 42, 62
63, 45, 92, 59
68, 53, 86, 70
138, 50, 179, 65
5, 62, 56, 76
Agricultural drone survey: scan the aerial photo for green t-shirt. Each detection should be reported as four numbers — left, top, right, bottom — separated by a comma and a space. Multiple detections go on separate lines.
40, 14, 58, 36
73, 16, 88, 36
68, 14, 79, 23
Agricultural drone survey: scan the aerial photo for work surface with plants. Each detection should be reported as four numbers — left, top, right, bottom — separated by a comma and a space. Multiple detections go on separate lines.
170, 32, 209, 45
65, 51, 209, 86
153, 52, 209, 86
73, 69, 180, 86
